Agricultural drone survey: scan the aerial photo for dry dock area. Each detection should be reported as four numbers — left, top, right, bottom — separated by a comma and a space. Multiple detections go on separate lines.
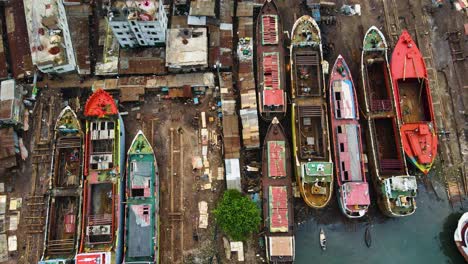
0, 0, 466, 263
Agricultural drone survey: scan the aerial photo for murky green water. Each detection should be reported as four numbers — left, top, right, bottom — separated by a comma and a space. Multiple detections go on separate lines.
295, 183, 466, 264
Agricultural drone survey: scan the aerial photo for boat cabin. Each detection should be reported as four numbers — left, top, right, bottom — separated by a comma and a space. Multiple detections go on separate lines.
89, 121, 116, 171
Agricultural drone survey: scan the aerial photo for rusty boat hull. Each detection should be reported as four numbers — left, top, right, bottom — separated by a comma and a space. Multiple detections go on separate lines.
360, 26, 417, 217
290, 15, 333, 209
41, 106, 83, 263
262, 117, 295, 262
255, 0, 286, 120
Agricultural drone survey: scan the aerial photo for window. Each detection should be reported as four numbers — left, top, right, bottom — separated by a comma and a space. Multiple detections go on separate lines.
335, 92, 341, 101
117, 32, 123, 35
137, 34, 142, 38
148, 25, 155, 28
113, 25, 120, 29
121, 38, 127, 41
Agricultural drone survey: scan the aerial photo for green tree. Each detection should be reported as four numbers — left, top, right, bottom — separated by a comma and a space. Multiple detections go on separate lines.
213, 189, 261, 241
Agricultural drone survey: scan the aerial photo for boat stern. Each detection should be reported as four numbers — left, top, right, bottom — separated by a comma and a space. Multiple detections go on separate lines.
401, 122, 437, 174
382, 176, 417, 217
300, 162, 333, 208
339, 182, 370, 218
75, 252, 112, 264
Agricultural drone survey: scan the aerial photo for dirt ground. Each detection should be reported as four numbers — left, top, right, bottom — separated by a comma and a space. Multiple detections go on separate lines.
0, 1, 466, 264
121, 90, 228, 263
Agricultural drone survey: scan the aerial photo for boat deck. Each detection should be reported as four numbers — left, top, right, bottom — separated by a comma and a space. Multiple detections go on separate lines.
330, 56, 366, 188
296, 105, 326, 159
364, 59, 393, 113
262, 122, 293, 237
269, 186, 289, 233
44, 196, 79, 257
267, 141, 286, 177
256, 0, 285, 117
398, 78, 430, 123
337, 124, 363, 182
373, 118, 404, 173
293, 50, 321, 97
126, 203, 153, 259
55, 138, 81, 188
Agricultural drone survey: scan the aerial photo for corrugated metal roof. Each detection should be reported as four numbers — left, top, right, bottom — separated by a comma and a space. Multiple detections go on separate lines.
237, 17, 253, 38
119, 48, 167, 75
189, 0, 216, 17
0, 19, 8, 79
0, 128, 16, 163
4, 1, 33, 78
65, 3, 91, 75
237, 2, 253, 17
146, 72, 215, 88
220, 0, 234, 23
225, 159, 241, 191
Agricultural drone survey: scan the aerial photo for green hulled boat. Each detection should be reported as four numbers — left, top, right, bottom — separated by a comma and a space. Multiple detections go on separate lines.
124, 130, 159, 263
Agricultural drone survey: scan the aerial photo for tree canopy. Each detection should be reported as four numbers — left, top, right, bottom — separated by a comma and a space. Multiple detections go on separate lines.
213, 189, 261, 241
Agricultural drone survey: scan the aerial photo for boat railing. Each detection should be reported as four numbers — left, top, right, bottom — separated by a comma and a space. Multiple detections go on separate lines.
371, 99, 392, 112
380, 159, 404, 172
57, 136, 81, 148
46, 238, 75, 255
88, 214, 113, 226
86, 214, 114, 245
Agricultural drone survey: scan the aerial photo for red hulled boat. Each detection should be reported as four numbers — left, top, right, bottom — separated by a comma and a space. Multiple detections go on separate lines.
329, 55, 370, 218
390, 30, 437, 174
262, 117, 295, 262
76, 89, 125, 264
255, 0, 286, 120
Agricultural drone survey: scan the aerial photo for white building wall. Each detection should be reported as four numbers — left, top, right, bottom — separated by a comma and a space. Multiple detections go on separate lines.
108, 2, 168, 48
27, 0, 77, 74
55, 0, 76, 73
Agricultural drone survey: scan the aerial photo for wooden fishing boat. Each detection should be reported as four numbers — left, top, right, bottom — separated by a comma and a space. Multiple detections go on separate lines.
255, 0, 286, 120
454, 212, 468, 262
329, 55, 370, 218
40, 106, 83, 264
76, 89, 125, 264
262, 117, 295, 263
390, 30, 437, 174
290, 15, 333, 209
360, 26, 417, 217
319, 228, 326, 251
124, 130, 159, 263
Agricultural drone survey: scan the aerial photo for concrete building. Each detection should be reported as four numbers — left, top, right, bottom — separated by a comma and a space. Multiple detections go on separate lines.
107, 0, 168, 48
24, 0, 76, 74
166, 28, 208, 71
0, 80, 23, 126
